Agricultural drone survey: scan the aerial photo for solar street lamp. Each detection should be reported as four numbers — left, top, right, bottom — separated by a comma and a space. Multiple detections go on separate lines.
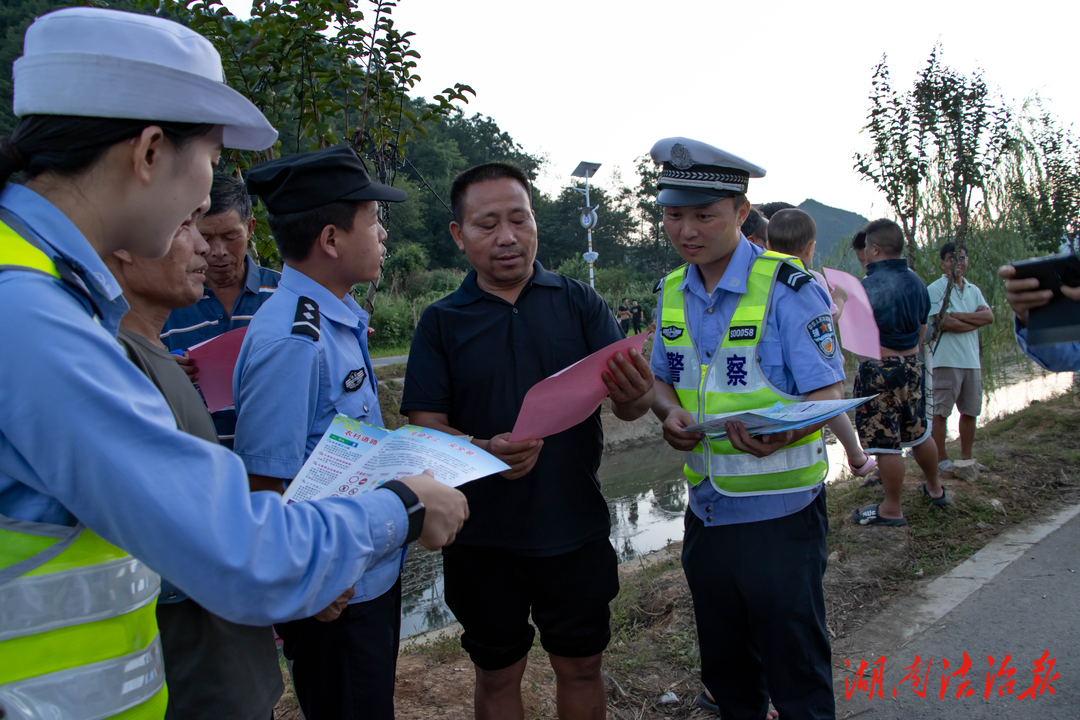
569, 161, 602, 288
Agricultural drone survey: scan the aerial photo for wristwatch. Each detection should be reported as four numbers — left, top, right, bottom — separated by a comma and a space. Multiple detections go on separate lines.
379, 480, 425, 546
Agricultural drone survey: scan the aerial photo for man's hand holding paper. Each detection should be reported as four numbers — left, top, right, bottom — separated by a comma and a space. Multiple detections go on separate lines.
661, 407, 706, 452
481, 434, 543, 480
601, 340, 656, 418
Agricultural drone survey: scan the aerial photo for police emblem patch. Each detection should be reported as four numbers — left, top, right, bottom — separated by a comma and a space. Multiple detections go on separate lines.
344, 367, 368, 393
660, 325, 683, 341
805, 314, 837, 358
670, 143, 694, 170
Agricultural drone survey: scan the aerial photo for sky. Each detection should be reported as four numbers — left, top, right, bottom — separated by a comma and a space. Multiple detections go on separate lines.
224, 0, 1079, 219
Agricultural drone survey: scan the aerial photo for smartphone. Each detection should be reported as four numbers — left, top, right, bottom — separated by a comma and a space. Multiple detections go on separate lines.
1012, 253, 1080, 344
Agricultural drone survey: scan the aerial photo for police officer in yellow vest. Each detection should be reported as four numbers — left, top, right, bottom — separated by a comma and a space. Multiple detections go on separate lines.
647, 138, 846, 720
0, 9, 467, 720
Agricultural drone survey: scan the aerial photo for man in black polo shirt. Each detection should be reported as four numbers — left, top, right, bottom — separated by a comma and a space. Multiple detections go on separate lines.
402, 163, 655, 720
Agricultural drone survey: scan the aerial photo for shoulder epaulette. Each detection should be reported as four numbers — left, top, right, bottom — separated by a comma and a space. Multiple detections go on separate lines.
292, 296, 321, 340
776, 261, 812, 292
653, 276, 665, 294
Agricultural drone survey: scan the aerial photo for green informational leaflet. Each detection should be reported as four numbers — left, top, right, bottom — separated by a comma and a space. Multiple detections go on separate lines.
283, 416, 508, 504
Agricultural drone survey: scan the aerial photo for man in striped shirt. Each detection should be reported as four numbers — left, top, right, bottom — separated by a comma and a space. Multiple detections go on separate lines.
161, 172, 280, 448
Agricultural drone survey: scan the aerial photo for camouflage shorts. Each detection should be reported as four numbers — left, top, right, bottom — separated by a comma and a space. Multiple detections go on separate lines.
854, 356, 929, 453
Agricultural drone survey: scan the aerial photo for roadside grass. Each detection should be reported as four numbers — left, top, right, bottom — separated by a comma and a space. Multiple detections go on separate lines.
369, 343, 410, 359
374, 362, 407, 382
402, 629, 462, 661
823, 390, 1080, 639
274, 647, 301, 720
602, 551, 706, 718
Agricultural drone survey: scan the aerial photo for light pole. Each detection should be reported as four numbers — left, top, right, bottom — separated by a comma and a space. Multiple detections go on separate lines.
568, 161, 602, 288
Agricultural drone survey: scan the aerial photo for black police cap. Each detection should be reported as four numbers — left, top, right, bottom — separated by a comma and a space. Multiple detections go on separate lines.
245, 145, 407, 215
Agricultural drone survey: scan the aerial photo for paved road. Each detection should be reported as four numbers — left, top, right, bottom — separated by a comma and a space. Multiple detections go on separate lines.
371, 354, 408, 367
835, 508, 1080, 719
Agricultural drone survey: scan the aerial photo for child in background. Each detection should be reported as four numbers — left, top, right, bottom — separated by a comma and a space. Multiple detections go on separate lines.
767, 209, 877, 478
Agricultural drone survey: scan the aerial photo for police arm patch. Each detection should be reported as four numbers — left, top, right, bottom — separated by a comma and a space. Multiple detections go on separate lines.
776, 262, 812, 292
805, 314, 837, 358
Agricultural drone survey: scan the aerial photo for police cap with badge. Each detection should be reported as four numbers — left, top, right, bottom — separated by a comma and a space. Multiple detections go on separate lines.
246, 145, 406, 215
649, 137, 766, 207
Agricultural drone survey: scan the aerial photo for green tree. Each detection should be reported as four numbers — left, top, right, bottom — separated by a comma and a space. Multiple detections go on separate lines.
1009, 99, 1080, 253
917, 50, 1011, 347
626, 154, 681, 277
123, 0, 474, 168
853, 52, 935, 263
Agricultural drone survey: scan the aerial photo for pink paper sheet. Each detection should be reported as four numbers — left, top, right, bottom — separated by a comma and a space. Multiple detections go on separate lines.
509, 333, 650, 441
187, 327, 248, 413
822, 268, 881, 360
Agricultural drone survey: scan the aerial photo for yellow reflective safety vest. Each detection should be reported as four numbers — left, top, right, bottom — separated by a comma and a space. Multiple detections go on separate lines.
658, 252, 828, 495
0, 216, 168, 720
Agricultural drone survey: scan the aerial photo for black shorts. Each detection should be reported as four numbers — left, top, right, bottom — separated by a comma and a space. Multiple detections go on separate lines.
443, 538, 619, 671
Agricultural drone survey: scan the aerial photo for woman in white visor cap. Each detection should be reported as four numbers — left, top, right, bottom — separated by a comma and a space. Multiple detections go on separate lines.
0, 8, 467, 720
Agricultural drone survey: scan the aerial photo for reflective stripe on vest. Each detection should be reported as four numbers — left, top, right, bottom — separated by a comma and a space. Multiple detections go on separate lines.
659, 253, 827, 496
0, 223, 168, 719
0, 217, 61, 278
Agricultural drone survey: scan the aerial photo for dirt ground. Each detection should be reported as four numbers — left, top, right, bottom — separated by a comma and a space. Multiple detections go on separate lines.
275, 388, 1079, 720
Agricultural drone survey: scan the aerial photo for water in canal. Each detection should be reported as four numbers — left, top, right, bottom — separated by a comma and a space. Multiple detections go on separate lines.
399, 367, 1075, 639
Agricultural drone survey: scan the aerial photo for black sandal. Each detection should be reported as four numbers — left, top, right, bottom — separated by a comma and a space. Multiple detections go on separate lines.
919, 482, 950, 506
851, 503, 907, 526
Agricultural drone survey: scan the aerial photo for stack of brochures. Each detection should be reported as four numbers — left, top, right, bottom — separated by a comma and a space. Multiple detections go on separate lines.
683, 397, 875, 440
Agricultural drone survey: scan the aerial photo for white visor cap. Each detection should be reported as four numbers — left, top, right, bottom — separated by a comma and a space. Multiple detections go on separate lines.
13, 7, 277, 151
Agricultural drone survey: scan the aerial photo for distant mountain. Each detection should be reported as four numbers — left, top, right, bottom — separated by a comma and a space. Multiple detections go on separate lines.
798, 198, 868, 268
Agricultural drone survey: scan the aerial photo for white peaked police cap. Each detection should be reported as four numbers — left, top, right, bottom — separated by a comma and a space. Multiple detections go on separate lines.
650, 137, 766, 207
13, 7, 277, 151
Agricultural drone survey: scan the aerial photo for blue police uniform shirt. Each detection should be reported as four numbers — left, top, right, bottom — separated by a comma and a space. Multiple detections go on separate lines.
233, 264, 401, 604
1015, 319, 1080, 372
160, 255, 280, 449
650, 237, 846, 526
0, 183, 408, 624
